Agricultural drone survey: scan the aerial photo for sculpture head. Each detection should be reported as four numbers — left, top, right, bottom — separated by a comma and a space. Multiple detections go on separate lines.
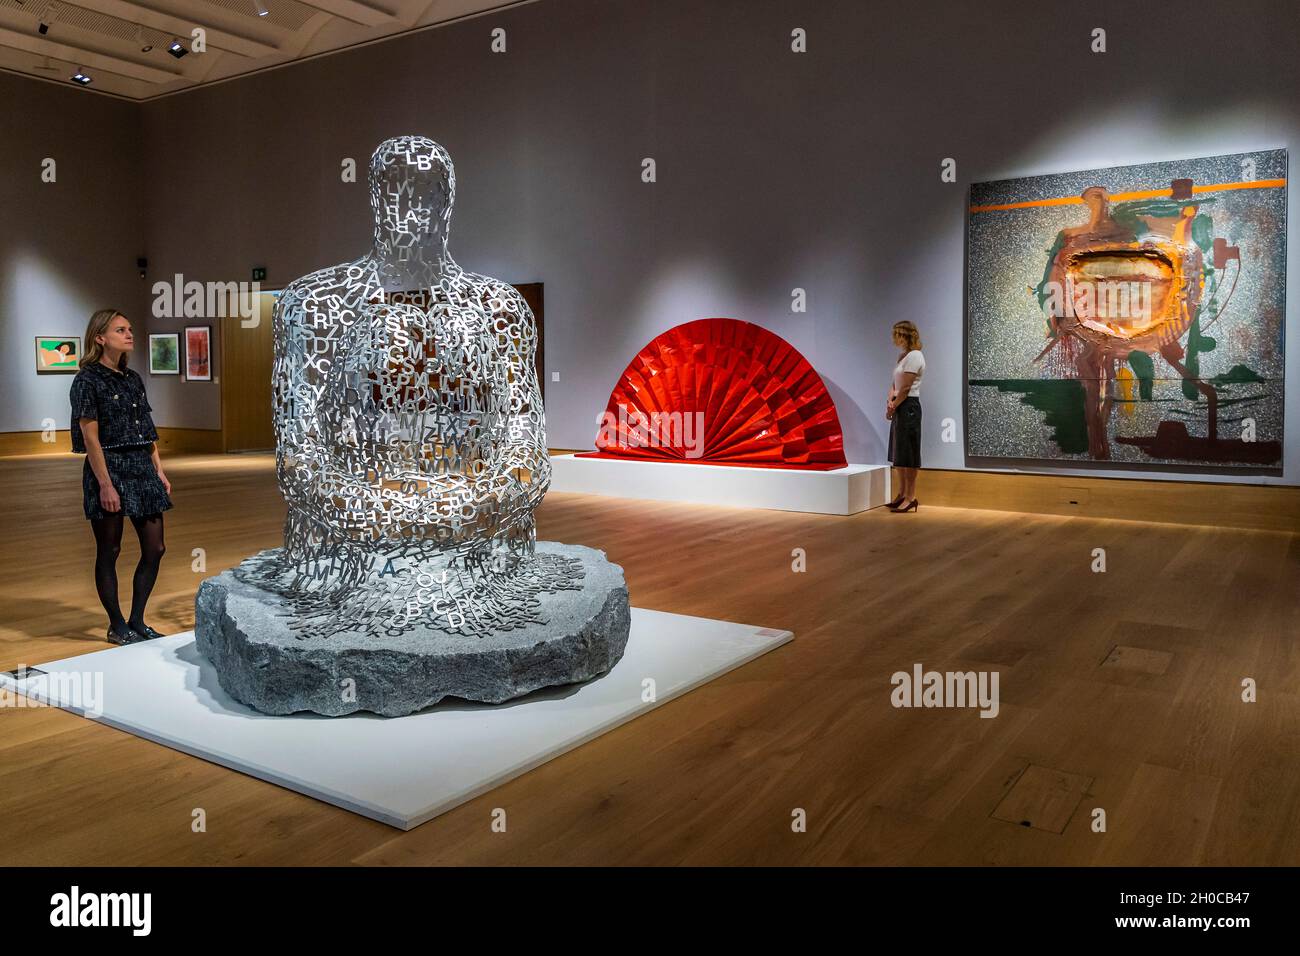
369, 136, 456, 258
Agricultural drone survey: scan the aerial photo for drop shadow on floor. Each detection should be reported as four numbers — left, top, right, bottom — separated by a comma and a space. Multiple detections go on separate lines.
5, 591, 195, 647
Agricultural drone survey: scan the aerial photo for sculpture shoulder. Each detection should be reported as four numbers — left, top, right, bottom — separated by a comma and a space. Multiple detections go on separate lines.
458, 272, 532, 317
278, 261, 370, 316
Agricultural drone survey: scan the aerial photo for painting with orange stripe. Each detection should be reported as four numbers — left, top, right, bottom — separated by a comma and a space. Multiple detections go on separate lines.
966, 149, 1285, 471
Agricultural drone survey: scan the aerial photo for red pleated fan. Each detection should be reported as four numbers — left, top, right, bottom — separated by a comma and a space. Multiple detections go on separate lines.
578, 318, 847, 470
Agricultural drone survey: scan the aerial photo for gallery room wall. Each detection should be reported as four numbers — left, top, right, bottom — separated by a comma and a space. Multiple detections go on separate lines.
3, 0, 1296, 484
0, 71, 147, 435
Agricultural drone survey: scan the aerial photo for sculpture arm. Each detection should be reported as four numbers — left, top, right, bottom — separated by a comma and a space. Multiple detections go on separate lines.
496, 291, 550, 504
272, 280, 327, 506
405, 284, 548, 555
470, 284, 549, 510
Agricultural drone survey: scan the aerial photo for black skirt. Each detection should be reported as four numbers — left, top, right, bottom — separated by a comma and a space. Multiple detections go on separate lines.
83, 445, 173, 520
888, 397, 922, 468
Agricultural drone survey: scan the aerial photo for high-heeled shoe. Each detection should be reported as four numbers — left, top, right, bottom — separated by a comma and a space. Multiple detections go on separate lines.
886, 492, 906, 509
891, 498, 919, 513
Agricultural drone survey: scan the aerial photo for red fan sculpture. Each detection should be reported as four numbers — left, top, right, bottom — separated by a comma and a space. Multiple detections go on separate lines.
578, 318, 847, 470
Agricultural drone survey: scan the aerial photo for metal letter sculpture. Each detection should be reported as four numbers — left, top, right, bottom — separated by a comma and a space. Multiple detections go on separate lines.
250, 135, 575, 637
195, 137, 630, 716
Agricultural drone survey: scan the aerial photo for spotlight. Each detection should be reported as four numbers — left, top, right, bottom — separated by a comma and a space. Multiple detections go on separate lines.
37, 1, 57, 34
71, 66, 91, 85
254, 0, 269, 16
168, 39, 188, 58
134, 25, 153, 53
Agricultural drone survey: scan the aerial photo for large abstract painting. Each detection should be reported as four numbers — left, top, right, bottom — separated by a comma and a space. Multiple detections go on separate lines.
966, 149, 1286, 470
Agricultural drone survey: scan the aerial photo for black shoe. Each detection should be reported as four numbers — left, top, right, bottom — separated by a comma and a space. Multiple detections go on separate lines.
891, 498, 919, 513
886, 493, 906, 509
128, 622, 167, 641
106, 623, 145, 645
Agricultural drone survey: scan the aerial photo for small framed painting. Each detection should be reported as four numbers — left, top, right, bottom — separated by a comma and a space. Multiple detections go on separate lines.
35, 336, 81, 374
149, 333, 180, 375
185, 325, 212, 381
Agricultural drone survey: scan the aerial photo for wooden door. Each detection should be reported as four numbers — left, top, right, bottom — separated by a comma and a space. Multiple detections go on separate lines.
514, 283, 544, 405
220, 291, 276, 452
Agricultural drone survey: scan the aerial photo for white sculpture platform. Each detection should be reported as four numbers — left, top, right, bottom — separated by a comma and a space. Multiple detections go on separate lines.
0, 608, 792, 830
550, 454, 890, 515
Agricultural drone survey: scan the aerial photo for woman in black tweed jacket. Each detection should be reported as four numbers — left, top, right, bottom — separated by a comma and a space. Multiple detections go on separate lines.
70, 309, 173, 645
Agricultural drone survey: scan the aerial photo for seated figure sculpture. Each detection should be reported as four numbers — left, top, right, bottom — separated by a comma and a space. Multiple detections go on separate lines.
265, 135, 561, 638
195, 136, 630, 716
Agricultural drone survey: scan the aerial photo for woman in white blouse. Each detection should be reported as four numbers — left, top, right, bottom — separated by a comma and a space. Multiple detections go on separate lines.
885, 321, 925, 512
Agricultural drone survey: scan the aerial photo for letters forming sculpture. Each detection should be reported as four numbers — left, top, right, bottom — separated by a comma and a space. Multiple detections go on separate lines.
195, 136, 630, 716
266, 135, 561, 637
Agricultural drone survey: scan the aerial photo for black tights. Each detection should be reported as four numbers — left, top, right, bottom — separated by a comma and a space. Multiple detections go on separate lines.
91, 513, 166, 629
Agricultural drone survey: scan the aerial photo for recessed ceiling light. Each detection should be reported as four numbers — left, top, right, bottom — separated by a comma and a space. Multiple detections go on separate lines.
254, 0, 270, 16
168, 38, 189, 58
71, 66, 91, 85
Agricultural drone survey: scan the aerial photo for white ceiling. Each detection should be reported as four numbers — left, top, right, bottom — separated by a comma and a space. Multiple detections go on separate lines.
0, 0, 533, 99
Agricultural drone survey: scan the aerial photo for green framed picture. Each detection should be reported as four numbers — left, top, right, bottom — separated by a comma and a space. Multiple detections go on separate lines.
149, 333, 180, 375
35, 336, 81, 374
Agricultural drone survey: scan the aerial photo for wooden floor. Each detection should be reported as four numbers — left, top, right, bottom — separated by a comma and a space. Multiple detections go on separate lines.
2, 452, 1298, 865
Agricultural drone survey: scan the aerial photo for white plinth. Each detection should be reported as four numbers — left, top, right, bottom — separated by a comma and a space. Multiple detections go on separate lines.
549, 454, 890, 515
0, 609, 792, 830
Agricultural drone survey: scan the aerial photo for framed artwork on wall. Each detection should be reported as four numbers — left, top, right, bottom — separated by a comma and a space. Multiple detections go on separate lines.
149, 333, 180, 375
966, 149, 1286, 472
35, 336, 81, 374
185, 325, 212, 381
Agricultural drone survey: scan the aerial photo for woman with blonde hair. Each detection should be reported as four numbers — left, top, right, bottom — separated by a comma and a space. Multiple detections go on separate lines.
885, 320, 925, 512
69, 309, 172, 645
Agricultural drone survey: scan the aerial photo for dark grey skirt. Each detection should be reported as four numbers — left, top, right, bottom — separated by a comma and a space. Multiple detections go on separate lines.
83, 445, 173, 520
888, 397, 922, 468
